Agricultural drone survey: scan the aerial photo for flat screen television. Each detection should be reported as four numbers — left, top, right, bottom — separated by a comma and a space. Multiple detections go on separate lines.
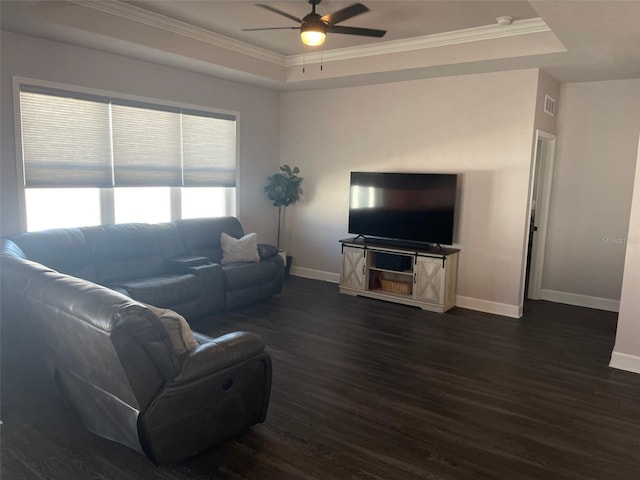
348, 172, 458, 246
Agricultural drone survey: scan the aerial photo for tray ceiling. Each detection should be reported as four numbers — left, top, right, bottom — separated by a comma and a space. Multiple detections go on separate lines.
2, 1, 639, 90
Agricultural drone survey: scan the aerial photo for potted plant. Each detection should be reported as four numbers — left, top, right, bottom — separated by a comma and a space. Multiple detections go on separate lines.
264, 165, 303, 275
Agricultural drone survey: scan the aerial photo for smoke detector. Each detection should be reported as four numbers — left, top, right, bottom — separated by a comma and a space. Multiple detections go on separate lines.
496, 16, 513, 26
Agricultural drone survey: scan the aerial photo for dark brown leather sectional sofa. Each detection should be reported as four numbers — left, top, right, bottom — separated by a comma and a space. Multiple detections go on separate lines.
0, 217, 283, 463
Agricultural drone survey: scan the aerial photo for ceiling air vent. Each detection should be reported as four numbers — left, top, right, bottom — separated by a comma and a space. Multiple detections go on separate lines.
544, 94, 556, 116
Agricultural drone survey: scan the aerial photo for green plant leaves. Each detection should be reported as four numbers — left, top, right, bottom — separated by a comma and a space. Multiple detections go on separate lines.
264, 165, 303, 207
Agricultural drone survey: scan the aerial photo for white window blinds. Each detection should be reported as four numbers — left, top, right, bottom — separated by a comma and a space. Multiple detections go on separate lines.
182, 110, 237, 187
19, 85, 237, 188
111, 101, 182, 186
20, 86, 113, 187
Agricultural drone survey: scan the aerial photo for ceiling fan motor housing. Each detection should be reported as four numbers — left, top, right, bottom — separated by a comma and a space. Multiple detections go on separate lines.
302, 12, 326, 33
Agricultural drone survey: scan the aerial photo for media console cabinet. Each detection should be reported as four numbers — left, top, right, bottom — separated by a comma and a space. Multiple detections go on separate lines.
339, 238, 459, 313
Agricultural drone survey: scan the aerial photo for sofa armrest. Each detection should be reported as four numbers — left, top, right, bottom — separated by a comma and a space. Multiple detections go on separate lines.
139, 329, 271, 463
166, 255, 212, 272
257, 243, 278, 260
1, 238, 27, 259
173, 331, 265, 384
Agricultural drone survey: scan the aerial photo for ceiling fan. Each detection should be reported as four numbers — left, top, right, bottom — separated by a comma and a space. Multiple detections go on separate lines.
243, 0, 387, 47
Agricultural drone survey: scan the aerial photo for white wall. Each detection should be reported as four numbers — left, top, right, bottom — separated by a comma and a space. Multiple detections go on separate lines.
0, 31, 281, 242
534, 69, 560, 135
280, 69, 541, 316
610, 135, 640, 373
543, 79, 640, 310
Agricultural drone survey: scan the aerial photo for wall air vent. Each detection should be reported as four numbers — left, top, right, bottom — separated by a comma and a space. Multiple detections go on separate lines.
544, 94, 556, 116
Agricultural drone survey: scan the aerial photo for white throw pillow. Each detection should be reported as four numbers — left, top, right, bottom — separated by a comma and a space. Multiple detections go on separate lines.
146, 304, 198, 357
220, 232, 260, 264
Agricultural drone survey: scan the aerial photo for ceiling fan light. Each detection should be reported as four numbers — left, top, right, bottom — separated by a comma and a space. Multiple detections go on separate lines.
301, 27, 326, 46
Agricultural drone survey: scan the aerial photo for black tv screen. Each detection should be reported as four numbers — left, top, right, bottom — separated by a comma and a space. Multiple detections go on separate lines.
348, 172, 457, 245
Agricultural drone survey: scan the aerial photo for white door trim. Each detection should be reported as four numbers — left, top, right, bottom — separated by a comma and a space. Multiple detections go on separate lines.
527, 130, 557, 300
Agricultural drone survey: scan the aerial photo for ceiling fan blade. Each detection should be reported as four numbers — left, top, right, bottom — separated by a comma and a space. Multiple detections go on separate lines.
256, 4, 302, 24
321, 3, 369, 26
326, 24, 387, 38
243, 27, 299, 31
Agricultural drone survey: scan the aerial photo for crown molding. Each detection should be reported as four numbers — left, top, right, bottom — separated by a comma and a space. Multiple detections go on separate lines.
68, 0, 287, 65
68, 2, 550, 70
286, 18, 551, 66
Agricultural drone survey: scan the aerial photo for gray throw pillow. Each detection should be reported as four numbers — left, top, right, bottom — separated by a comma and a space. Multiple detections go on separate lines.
220, 232, 260, 264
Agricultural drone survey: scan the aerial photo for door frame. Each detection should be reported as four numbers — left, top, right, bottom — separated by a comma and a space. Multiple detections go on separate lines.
526, 129, 557, 300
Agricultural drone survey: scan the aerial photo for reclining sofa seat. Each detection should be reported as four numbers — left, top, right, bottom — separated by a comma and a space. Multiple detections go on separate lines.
80, 222, 225, 319
174, 217, 284, 310
0, 248, 272, 464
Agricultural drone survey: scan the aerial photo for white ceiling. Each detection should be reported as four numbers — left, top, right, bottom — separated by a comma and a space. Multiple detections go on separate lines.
2, 0, 640, 90
121, 0, 541, 56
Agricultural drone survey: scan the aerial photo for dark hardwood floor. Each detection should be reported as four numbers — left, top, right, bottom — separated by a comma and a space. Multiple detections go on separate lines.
2, 276, 640, 479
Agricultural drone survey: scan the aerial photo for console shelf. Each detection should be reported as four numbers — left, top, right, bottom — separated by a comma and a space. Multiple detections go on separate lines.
339, 238, 459, 313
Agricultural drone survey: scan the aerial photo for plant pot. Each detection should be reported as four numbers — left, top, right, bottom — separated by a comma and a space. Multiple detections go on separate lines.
285, 255, 293, 277
278, 251, 293, 277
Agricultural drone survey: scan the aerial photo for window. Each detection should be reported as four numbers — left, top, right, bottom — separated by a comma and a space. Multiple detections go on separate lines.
114, 187, 171, 224
181, 187, 236, 219
25, 188, 101, 231
17, 81, 237, 231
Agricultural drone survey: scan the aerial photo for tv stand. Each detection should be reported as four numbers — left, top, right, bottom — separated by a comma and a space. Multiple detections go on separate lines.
339, 238, 459, 313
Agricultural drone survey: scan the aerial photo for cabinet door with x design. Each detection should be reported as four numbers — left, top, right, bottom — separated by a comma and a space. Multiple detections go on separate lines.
341, 246, 367, 291
414, 256, 445, 304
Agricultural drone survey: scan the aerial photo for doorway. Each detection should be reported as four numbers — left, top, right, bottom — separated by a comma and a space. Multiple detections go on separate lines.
526, 130, 557, 300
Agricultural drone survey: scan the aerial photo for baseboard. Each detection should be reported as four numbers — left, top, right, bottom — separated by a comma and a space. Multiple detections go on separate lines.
610, 352, 640, 374
289, 269, 522, 318
287, 274, 619, 317
290, 266, 340, 284
455, 295, 522, 318
540, 289, 620, 312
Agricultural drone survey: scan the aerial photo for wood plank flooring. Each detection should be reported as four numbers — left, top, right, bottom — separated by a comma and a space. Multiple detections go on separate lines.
2, 276, 640, 479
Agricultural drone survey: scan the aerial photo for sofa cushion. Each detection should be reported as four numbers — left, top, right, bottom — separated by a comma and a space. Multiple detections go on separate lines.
221, 232, 260, 264
145, 304, 198, 357
151, 222, 189, 259
117, 273, 201, 307
174, 217, 245, 263
9, 228, 97, 281
223, 261, 279, 290
81, 224, 166, 285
